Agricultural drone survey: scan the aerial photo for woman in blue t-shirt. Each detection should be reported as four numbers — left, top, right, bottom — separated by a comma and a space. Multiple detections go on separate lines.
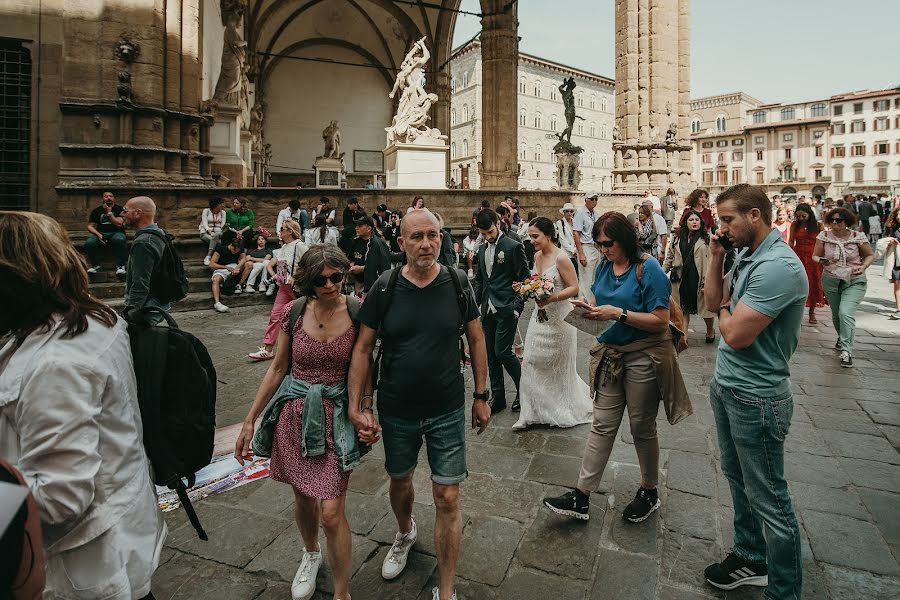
543, 211, 676, 525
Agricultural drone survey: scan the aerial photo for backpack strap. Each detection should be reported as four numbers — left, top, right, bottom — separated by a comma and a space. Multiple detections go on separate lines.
444, 265, 470, 336
346, 294, 361, 327
287, 297, 308, 342
375, 266, 403, 331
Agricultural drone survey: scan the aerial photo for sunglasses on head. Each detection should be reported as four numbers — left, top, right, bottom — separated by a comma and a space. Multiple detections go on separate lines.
828, 217, 845, 223
312, 272, 344, 287
596, 240, 615, 248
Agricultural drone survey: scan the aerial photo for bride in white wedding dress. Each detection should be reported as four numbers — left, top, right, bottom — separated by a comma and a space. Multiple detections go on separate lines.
513, 217, 593, 430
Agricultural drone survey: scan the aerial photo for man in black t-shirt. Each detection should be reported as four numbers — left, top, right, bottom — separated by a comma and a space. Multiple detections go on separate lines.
85, 191, 128, 275
208, 238, 250, 313
348, 210, 490, 600
349, 216, 391, 295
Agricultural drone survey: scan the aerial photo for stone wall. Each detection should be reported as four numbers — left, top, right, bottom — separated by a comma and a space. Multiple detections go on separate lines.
54, 187, 635, 233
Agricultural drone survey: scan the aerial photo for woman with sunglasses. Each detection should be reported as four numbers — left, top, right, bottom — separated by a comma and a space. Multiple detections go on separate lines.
236, 245, 369, 600
544, 212, 689, 524
813, 207, 874, 368
249, 221, 308, 361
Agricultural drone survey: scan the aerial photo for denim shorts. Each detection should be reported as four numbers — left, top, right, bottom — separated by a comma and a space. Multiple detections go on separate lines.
380, 406, 467, 485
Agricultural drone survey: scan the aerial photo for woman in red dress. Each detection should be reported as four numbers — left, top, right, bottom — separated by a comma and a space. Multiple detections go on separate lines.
790, 203, 826, 324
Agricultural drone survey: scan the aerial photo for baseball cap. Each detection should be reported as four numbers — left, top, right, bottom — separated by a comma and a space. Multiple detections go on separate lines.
377, 203, 388, 212
354, 216, 375, 228
585, 191, 600, 199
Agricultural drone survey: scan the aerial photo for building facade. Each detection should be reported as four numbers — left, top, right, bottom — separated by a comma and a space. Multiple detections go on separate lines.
449, 40, 615, 191
690, 87, 900, 200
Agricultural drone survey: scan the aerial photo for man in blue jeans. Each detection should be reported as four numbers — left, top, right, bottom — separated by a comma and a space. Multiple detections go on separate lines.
703, 184, 808, 600
85, 190, 128, 275
347, 210, 491, 600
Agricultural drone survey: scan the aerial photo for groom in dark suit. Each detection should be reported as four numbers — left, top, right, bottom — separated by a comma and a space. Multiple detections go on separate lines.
473, 208, 530, 413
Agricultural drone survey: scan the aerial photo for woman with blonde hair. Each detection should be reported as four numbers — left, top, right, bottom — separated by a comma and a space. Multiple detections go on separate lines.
249, 219, 308, 361
0, 212, 165, 599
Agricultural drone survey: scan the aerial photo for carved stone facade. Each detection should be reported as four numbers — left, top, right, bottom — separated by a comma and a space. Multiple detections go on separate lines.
612, 0, 693, 195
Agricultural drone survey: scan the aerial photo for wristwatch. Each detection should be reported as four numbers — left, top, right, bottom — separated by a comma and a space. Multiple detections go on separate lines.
473, 390, 490, 402
618, 309, 629, 323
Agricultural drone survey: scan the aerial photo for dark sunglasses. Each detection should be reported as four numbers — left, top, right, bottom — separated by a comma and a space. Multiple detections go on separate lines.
595, 239, 615, 248
312, 272, 344, 287
828, 217, 845, 224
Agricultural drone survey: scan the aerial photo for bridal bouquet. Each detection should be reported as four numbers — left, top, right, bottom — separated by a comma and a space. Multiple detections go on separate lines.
513, 274, 555, 323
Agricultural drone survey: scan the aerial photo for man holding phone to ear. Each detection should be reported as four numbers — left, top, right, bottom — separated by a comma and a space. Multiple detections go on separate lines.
702, 184, 807, 599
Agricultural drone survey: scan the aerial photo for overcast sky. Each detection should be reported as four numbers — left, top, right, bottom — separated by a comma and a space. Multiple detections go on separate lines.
452, 0, 900, 103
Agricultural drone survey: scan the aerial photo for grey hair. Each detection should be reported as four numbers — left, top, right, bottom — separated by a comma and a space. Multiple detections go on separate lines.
293, 243, 350, 298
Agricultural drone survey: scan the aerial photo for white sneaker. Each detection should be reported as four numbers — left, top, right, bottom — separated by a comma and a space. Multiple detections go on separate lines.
432, 587, 458, 600
204, 256, 211, 266
382, 518, 417, 580
214, 302, 229, 313
87, 266, 100, 274
266, 283, 276, 297
291, 550, 322, 600
115, 266, 126, 276
248, 347, 274, 361
234, 284, 242, 294
258, 284, 267, 293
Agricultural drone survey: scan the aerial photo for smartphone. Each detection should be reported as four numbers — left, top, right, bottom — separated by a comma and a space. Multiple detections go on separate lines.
716, 234, 733, 251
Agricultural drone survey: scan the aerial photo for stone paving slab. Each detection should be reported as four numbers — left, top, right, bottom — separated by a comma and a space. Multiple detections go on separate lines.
150, 274, 900, 599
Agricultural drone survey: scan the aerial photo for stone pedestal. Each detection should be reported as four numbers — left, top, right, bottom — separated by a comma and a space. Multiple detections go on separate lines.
555, 153, 582, 190
314, 157, 346, 189
383, 143, 449, 189
209, 103, 249, 187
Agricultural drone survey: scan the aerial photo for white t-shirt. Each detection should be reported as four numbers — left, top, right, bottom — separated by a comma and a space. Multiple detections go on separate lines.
648, 195, 661, 213
651, 213, 669, 255
276, 208, 304, 234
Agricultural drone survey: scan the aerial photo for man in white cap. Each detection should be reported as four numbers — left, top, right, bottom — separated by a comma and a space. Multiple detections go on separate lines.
573, 191, 601, 301
555, 202, 579, 275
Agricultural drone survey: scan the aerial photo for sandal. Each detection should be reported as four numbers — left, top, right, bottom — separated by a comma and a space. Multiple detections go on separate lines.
809, 316, 818, 324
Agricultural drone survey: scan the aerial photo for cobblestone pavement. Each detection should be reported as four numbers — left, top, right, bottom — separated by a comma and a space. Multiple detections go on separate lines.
153, 274, 900, 600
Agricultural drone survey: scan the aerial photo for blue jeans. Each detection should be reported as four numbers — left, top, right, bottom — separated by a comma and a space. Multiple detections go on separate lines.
380, 406, 467, 485
85, 231, 128, 267
709, 379, 801, 600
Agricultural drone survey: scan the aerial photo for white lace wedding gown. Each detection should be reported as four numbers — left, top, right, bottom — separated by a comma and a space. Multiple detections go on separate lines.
513, 263, 593, 430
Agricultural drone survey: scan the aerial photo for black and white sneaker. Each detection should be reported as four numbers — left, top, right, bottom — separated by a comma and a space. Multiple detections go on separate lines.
622, 487, 660, 523
705, 552, 768, 590
840, 351, 853, 368
542, 489, 590, 520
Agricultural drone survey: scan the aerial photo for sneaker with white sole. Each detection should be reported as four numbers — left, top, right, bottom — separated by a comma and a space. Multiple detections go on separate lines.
840, 350, 853, 368
381, 518, 417, 580
266, 283, 276, 297
214, 302, 229, 313
291, 550, 322, 600
704, 551, 768, 591
234, 284, 243, 294
87, 266, 100, 274
258, 284, 267, 293
204, 256, 211, 266
115, 265, 126, 276
248, 347, 274, 361
432, 587, 457, 600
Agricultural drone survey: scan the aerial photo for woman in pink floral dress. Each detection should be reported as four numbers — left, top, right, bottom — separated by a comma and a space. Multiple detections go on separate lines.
236, 245, 370, 600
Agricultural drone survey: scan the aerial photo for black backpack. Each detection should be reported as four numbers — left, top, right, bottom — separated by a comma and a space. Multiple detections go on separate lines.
135, 228, 189, 304
371, 265, 470, 387
127, 308, 217, 540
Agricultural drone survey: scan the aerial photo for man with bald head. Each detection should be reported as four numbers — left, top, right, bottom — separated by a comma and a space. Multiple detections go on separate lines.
122, 196, 171, 322
348, 209, 490, 600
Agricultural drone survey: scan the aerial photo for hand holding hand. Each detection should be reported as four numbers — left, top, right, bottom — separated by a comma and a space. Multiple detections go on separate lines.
234, 420, 255, 464
350, 410, 381, 445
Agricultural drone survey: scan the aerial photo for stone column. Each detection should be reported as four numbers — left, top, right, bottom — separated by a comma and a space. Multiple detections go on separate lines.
431, 70, 452, 184
478, 0, 518, 190
612, 0, 692, 195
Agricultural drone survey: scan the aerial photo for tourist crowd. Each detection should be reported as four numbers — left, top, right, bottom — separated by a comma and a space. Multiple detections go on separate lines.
2, 182, 898, 600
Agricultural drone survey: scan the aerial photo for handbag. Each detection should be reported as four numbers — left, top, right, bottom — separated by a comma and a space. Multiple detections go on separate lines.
669, 266, 683, 282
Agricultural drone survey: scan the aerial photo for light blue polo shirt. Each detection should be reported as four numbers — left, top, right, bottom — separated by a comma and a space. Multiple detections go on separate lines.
713, 228, 808, 396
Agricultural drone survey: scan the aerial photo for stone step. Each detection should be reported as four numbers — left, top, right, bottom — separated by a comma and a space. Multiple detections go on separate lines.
104, 289, 274, 313
87, 262, 218, 283
90, 276, 230, 299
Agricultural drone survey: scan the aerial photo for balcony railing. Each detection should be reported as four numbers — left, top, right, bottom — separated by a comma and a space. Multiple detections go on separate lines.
815, 176, 832, 182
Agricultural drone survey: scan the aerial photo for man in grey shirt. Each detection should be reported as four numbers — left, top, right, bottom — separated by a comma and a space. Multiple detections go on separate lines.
122, 196, 171, 322
573, 191, 600, 302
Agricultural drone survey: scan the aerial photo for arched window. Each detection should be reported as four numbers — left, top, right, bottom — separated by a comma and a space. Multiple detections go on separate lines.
600, 124, 607, 139
590, 122, 596, 137
462, 71, 468, 87
535, 144, 542, 162
577, 92, 584, 107
451, 109, 456, 125
519, 77, 526, 94
691, 118, 701, 134
577, 122, 584, 136
451, 77, 457, 92
519, 110, 526, 126
716, 115, 726, 132
462, 139, 469, 156
781, 107, 795, 121
519, 143, 527, 160
601, 153, 608, 167
810, 103, 826, 117
462, 105, 469, 122
534, 112, 542, 129
534, 82, 540, 97
451, 143, 457, 158
550, 87, 557, 101
550, 115, 558, 131
590, 151, 596, 166
601, 97, 608, 112
590, 95, 596, 109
